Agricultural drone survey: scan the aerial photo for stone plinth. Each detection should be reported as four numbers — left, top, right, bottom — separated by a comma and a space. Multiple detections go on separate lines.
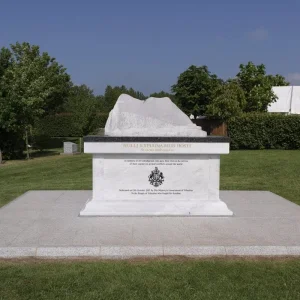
62, 142, 79, 155
80, 136, 233, 216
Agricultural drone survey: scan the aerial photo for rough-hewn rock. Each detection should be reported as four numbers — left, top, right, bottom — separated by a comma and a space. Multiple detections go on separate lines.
105, 94, 207, 137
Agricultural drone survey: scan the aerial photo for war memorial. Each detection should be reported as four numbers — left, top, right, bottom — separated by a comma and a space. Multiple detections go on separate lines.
81, 94, 233, 216
1, 94, 300, 258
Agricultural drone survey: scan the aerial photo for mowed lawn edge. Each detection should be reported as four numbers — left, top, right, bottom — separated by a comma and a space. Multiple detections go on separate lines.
0, 150, 299, 207
0, 259, 300, 300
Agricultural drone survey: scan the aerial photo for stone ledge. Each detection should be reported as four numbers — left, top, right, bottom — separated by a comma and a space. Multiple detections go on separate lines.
84, 135, 230, 143
0, 246, 299, 258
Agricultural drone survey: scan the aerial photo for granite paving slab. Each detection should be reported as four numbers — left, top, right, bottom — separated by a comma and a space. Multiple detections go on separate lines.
0, 190, 300, 258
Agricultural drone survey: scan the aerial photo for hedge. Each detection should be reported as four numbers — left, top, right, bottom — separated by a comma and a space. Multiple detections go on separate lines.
89, 114, 109, 135
0, 129, 25, 159
35, 113, 109, 137
228, 113, 300, 150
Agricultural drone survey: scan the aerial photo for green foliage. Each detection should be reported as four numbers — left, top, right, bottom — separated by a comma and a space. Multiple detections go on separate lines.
63, 85, 98, 135
206, 81, 246, 121
0, 42, 71, 158
0, 42, 71, 132
90, 113, 109, 133
101, 85, 146, 113
35, 114, 81, 137
0, 47, 12, 79
150, 91, 176, 102
228, 113, 300, 150
172, 62, 289, 120
0, 128, 24, 159
171, 65, 223, 116
34, 113, 109, 139
236, 62, 289, 112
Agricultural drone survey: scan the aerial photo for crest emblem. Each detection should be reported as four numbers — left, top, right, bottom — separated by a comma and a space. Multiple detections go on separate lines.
148, 167, 164, 187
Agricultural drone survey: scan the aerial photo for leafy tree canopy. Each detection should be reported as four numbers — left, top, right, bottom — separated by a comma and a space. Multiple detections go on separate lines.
63, 84, 97, 135
100, 85, 146, 113
0, 42, 71, 132
171, 65, 223, 117
206, 81, 246, 121
236, 62, 289, 112
150, 91, 176, 101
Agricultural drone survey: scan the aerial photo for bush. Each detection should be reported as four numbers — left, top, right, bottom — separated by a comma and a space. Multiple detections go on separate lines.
35, 114, 81, 137
0, 129, 25, 159
228, 113, 300, 150
89, 113, 109, 134
34, 113, 109, 138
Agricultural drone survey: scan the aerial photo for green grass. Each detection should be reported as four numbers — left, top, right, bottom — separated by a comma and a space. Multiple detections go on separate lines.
0, 153, 92, 207
1, 150, 300, 300
0, 150, 300, 207
221, 150, 300, 205
0, 259, 300, 300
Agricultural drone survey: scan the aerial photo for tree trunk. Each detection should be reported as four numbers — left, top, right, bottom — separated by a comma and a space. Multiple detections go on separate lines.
0, 149, 2, 165
79, 137, 82, 153
25, 128, 30, 160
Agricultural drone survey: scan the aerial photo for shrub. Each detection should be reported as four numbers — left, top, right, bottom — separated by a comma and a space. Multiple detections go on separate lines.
35, 114, 81, 137
34, 113, 109, 138
0, 129, 25, 159
89, 113, 109, 134
228, 113, 300, 150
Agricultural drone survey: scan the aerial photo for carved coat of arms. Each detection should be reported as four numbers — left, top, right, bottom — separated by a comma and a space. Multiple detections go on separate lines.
148, 167, 164, 187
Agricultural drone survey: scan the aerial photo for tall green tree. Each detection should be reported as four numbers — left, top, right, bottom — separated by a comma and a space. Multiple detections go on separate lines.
102, 85, 146, 113
127, 87, 147, 100
171, 65, 223, 117
236, 62, 289, 112
0, 47, 13, 161
0, 47, 12, 79
0, 42, 71, 159
206, 81, 246, 121
63, 85, 97, 135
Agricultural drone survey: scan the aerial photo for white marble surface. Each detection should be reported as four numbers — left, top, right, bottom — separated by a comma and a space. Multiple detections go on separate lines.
80, 149, 233, 216
104, 94, 207, 137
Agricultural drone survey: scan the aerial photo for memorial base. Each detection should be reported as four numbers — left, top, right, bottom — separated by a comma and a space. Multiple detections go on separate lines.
80, 136, 233, 217
80, 199, 233, 216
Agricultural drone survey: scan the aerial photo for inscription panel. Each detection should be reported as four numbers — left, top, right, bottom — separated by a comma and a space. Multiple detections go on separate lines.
85, 142, 229, 154
102, 157, 210, 201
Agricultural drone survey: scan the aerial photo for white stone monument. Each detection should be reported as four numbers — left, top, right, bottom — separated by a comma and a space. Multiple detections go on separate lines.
80, 94, 233, 216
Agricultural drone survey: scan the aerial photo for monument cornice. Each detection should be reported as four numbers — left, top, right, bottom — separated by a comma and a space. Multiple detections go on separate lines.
84, 135, 230, 143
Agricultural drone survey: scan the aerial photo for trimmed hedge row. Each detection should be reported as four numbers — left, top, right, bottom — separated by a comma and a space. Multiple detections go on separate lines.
228, 113, 300, 150
35, 113, 109, 137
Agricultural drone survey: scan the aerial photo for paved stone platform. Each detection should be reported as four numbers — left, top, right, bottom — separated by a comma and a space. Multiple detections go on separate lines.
0, 190, 300, 258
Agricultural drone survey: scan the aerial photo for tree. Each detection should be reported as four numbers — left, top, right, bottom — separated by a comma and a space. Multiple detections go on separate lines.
63, 85, 97, 135
0, 47, 13, 161
266, 74, 289, 87
171, 65, 223, 117
0, 42, 71, 159
236, 62, 289, 112
127, 87, 146, 100
206, 81, 246, 121
0, 47, 12, 79
102, 85, 146, 113
150, 91, 176, 102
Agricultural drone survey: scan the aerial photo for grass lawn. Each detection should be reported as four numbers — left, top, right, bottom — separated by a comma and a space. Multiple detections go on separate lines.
0, 149, 299, 207
0, 258, 299, 300
0, 150, 300, 299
